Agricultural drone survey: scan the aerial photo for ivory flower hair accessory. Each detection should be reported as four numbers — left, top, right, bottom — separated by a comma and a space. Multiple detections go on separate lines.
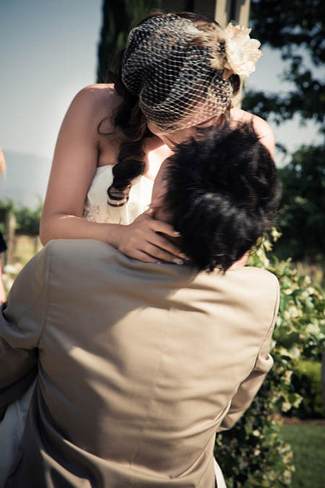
221, 23, 262, 79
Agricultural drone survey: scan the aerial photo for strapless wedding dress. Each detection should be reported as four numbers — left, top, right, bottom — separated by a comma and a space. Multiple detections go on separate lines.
83, 164, 154, 224
0, 164, 226, 488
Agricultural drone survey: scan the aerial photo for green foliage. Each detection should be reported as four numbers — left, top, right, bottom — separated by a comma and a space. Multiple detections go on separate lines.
274, 144, 325, 262
244, 0, 325, 134
288, 360, 325, 419
0, 199, 15, 213
0, 199, 42, 236
14, 204, 42, 236
216, 232, 325, 487
244, 0, 325, 263
215, 389, 295, 488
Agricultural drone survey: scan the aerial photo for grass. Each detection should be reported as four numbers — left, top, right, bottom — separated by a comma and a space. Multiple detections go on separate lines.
280, 422, 325, 488
13, 234, 42, 265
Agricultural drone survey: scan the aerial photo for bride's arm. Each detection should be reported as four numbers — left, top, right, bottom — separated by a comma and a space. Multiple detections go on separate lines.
251, 114, 276, 159
39, 85, 183, 263
230, 108, 276, 159
39, 85, 120, 245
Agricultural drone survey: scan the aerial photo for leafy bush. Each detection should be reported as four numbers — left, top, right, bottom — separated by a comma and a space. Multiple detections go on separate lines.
215, 231, 325, 487
287, 360, 325, 419
274, 144, 325, 263
14, 204, 42, 236
0, 199, 15, 213
0, 199, 42, 236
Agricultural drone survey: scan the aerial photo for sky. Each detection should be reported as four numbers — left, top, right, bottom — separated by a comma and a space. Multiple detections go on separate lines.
0, 0, 102, 159
0, 0, 322, 165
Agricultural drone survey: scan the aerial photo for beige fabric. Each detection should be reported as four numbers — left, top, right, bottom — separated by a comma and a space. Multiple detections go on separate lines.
0, 239, 279, 487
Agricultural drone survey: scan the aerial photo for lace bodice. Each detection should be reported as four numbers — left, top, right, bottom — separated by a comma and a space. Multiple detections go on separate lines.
83, 165, 154, 225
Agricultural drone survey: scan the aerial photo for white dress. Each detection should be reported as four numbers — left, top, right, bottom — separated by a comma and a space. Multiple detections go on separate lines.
0, 164, 226, 488
83, 164, 154, 224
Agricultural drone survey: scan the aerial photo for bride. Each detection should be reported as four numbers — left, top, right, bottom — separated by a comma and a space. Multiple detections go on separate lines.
0, 11, 275, 487
39, 12, 274, 260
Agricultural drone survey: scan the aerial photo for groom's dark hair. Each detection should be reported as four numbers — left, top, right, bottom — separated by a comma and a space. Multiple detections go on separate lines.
164, 121, 281, 272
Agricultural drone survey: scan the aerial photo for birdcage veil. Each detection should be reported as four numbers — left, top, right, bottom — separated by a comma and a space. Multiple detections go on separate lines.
121, 13, 262, 134
105, 12, 262, 209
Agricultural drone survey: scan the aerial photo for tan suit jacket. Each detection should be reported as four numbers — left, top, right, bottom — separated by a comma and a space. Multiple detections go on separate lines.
0, 239, 279, 487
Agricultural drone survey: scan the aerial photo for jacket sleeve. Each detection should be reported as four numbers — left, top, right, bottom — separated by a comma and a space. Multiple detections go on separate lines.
217, 280, 280, 432
0, 245, 50, 418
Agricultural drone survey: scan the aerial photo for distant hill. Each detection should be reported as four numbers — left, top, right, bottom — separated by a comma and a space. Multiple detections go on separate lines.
0, 150, 51, 208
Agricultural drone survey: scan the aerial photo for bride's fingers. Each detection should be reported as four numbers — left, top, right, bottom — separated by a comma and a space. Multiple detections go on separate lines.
147, 231, 187, 260
131, 250, 160, 263
142, 243, 184, 264
149, 218, 180, 238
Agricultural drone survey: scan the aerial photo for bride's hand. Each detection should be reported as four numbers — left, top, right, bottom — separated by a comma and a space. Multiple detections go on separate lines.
114, 210, 186, 264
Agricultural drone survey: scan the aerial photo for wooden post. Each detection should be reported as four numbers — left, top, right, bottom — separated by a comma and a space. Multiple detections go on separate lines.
214, 0, 231, 27
160, 1, 251, 27
5, 211, 16, 266
231, 0, 251, 26
0, 208, 16, 266
214, 0, 251, 26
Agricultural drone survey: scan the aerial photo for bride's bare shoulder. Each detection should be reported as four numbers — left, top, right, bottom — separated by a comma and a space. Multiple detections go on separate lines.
74, 83, 121, 109
74, 83, 117, 102
67, 83, 122, 130
230, 107, 269, 129
230, 108, 275, 157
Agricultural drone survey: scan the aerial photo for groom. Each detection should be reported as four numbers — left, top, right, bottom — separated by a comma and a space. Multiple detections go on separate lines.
0, 123, 280, 487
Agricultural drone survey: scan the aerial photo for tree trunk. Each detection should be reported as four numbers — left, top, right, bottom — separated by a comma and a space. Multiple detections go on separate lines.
97, 0, 162, 83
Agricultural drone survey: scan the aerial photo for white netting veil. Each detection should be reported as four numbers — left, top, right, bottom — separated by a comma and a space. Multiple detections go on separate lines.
120, 13, 262, 134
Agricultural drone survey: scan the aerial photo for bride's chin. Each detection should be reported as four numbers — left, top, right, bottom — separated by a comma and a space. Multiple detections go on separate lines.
147, 122, 177, 148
